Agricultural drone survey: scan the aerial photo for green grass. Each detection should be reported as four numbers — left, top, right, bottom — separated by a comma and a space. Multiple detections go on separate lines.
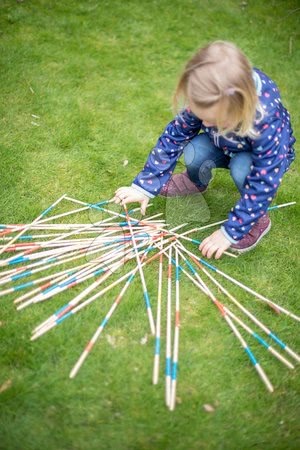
0, 1, 299, 449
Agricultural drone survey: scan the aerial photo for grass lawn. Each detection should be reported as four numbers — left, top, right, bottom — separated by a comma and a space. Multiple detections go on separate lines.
0, 1, 299, 449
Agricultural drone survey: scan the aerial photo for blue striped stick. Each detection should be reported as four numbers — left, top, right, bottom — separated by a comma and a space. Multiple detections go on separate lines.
179, 244, 300, 362
0, 242, 119, 295
181, 246, 300, 323
0, 194, 67, 257
0, 238, 129, 288
153, 237, 164, 385
0, 241, 89, 282
17, 262, 109, 311
267, 201, 296, 211
31, 239, 175, 341
33, 230, 180, 338
13, 261, 95, 305
31, 236, 159, 336
123, 203, 155, 336
0, 216, 133, 267
170, 247, 181, 411
69, 238, 163, 379
0, 240, 97, 268
150, 225, 192, 386
224, 308, 294, 369
0, 200, 111, 237
69, 270, 137, 378
176, 250, 274, 392
37, 200, 111, 225
65, 196, 165, 238
174, 241, 290, 370
31, 261, 124, 339
4, 210, 143, 266
224, 313, 274, 392
187, 256, 298, 367
20, 242, 136, 309
174, 240, 210, 296
32, 232, 176, 339
17, 232, 160, 312
0, 240, 108, 286
0, 265, 79, 300
17, 254, 117, 311
165, 246, 173, 407
0, 233, 64, 240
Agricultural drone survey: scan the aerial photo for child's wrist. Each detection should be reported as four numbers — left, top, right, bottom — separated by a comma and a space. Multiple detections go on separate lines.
220, 226, 239, 244
131, 183, 155, 199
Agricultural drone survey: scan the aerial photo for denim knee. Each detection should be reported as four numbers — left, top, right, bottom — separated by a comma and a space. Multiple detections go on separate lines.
229, 152, 253, 193
184, 134, 228, 187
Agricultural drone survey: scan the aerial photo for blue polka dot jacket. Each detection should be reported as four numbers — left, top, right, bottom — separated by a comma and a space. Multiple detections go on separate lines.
132, 68, 296, 242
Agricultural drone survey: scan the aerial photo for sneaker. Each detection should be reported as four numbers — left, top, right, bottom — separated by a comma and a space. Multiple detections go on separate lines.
230, 214, 271, 253
159, 171, 208, 197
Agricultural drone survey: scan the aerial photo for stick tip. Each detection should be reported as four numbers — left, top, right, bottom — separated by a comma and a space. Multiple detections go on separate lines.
69, 367, 78, 379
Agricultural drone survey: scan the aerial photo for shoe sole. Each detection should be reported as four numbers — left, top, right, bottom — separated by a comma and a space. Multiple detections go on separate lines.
230, 221, 272, 254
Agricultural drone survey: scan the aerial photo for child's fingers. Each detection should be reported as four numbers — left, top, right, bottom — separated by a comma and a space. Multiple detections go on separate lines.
121, 197, 134, 206
114, 190, 132, 204
113, 194, 123, 205
215, 247, 224, 259
114, 187, 129, 201
199, 236, 211, 252
113, 187, 149, 214
140, 198, 149, 215
206, 244, 218, 259
199, 241, 212, 257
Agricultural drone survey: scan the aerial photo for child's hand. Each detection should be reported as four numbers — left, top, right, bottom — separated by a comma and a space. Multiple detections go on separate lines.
113, 186, 150, 215
199, 229, 231, 259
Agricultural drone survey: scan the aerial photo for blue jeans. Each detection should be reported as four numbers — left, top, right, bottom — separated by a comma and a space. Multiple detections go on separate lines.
184, 134, 253, 193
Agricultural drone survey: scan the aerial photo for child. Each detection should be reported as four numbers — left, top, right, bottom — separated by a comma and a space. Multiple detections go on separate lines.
114, 41, 295, 259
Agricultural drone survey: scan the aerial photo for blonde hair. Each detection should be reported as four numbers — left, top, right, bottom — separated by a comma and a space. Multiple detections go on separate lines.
174, 41, 262, 138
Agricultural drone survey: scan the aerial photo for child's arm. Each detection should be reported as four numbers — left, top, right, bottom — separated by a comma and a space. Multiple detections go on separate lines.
113, 108, 202, 211
222, 109, 295, 243
199, 110, 295, 259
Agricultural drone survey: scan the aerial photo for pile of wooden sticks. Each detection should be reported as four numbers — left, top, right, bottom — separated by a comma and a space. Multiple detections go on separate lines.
0, 195, 298, 410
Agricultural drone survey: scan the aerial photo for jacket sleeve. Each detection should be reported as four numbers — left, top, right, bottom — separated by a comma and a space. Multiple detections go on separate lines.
222, 111, 293, 242
132, 108, 202, 197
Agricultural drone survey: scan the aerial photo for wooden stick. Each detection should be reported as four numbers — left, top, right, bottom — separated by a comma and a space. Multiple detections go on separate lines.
181, 201, 297, 234
31, 241, 175, 340
225, 308, 294, 370
176, 252, 274, 392
181, 246, 300, 323
183, 252, 300, 364
69, 236, 163, 379
165, 246, 172, 407
0, 194, 67, 256
123, 204, 155, 336
170, 247, 180, 411
152, 237, 164, 385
